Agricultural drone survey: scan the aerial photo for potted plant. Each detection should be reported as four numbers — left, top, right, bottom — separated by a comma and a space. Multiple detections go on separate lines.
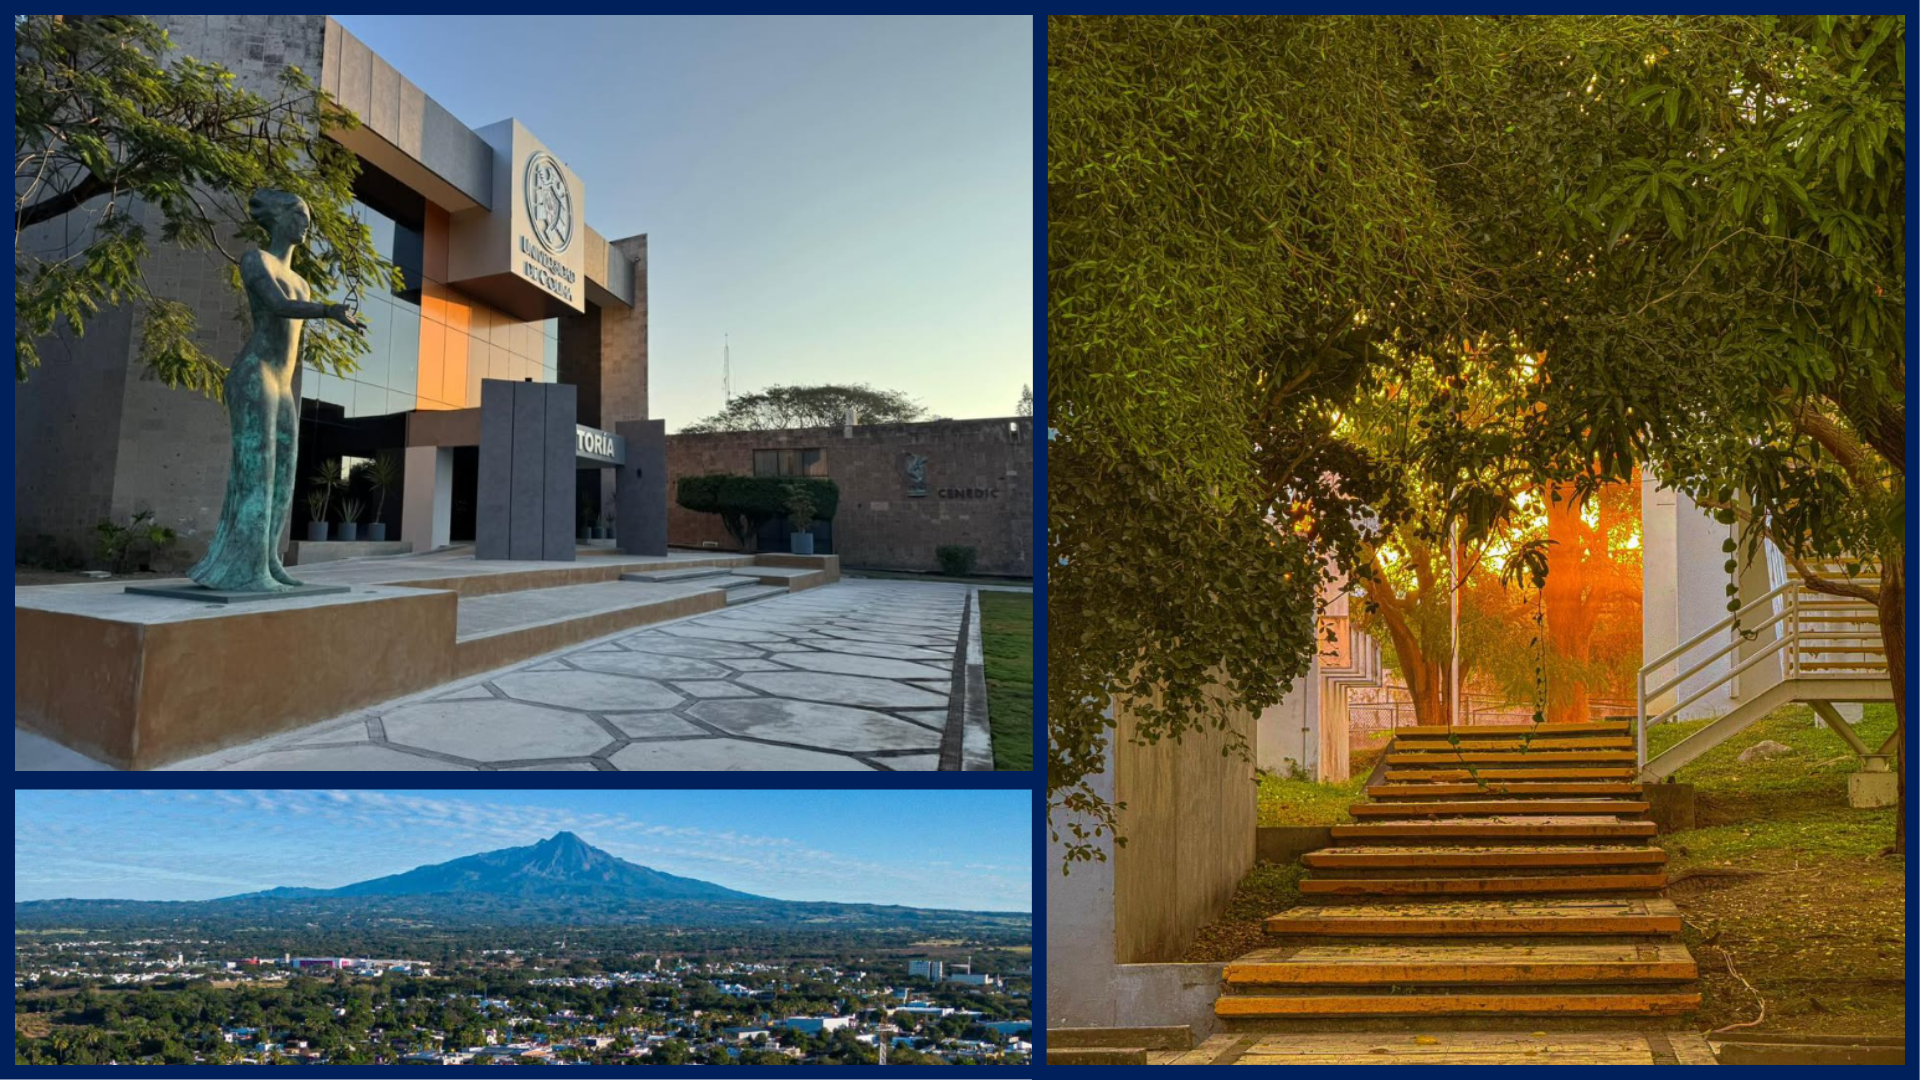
337, 497, 363, 542
304, 491, 329, 542
785, 484, 816, 555
602, 502, 616, 541
578, 503, 593, 542
364, 451, 401, 542
309, 460, 342, 539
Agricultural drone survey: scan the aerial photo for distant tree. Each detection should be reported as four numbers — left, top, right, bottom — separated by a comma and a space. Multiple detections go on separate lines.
1016, 384, 1032, 417
14, 14, 400, 397
679, 384, 926, 433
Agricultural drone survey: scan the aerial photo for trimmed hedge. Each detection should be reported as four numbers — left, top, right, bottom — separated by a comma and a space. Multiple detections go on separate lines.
676, 474, 839, 548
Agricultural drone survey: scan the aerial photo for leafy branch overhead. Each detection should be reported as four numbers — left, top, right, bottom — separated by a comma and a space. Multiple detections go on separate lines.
1048, 15, 1906, 859
680, 384, 929, 433
15, 15, 402, 398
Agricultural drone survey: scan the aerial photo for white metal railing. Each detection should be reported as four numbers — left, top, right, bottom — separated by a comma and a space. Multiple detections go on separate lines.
1636, 578, 1885, 768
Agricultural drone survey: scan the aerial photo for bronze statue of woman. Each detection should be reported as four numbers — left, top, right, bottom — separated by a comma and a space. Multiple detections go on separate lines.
188, 190, 366, 592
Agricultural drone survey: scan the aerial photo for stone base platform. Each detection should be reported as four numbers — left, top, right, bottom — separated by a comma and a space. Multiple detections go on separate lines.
125, 582, 352, 604
16, 550, 840, 769
285, 539, 413, 565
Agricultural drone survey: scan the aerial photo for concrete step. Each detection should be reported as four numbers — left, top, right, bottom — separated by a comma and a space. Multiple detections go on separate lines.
1370, 782, 1644, 799
1303, 845, 1667, 873
725, 584, 789, 606
619, 566, 739, 584
1225, 942, 1698, 987
1328, 818, 1657, 844
1300, 873, 1669, 898
1215, 990, 1701, 1020
1264, 898, 1684, 938
1349, 800, 1650, 818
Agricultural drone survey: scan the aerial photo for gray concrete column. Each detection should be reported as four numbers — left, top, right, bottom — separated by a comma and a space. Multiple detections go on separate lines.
615, 419, 667, 556
401, 445, 452, 552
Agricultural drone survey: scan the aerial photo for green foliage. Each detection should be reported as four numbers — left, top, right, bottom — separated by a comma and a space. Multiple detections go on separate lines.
680, 384, 926, 433
337, 498, 362, 524
14, 15, 404, 397
304, 490, 328, 525
934, 544, 977, 577
979, 591, 1034, 771
361, 451, 401, 523
93, 510, 177, 574
1255, 771, 1367, 828
675, 475, 839, 548
783, 483, 816, 533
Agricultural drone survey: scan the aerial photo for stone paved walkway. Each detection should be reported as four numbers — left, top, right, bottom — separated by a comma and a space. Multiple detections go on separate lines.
164, 579, 984, 771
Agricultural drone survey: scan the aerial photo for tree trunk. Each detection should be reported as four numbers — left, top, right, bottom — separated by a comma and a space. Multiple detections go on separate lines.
1876, 551, 1905, 855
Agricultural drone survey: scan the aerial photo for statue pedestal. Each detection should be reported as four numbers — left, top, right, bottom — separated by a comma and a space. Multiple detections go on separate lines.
125, 583, 351, 604
16, 580, 455, 768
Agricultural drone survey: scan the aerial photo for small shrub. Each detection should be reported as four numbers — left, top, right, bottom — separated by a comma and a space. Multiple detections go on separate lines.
784, 484, 816, 533
935, 544, 977, 576
94, 511, 177, 574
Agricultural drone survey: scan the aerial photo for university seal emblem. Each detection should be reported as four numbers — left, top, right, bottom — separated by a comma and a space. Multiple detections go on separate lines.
524, 152, 574, 254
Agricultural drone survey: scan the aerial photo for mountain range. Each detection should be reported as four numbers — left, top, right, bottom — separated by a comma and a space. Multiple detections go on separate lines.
13, 832, 1029, 936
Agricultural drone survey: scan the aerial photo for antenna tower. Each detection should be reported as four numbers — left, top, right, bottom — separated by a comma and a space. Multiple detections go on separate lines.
724, 333, 732, 403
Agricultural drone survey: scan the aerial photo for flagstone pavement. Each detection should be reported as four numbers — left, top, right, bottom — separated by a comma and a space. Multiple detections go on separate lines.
162, 579, 992, 772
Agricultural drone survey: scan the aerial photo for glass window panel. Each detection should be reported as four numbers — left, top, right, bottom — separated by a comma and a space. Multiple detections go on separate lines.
540, 317, 558, 339
487, 306, 511, 347
753, 450, 780, 478
801, 449, 826, 476
387, 385, 417, 414
510, 318, 536, 360
388, 304, 420, 398
350, 292, 394, 392
351, 376, 387, 418
543, 332, 558, 369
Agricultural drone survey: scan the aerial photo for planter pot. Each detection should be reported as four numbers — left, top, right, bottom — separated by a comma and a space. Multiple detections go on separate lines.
306, 522, 328, 542
366, 522, 387, 542
590, 527, 606, 540
789, 532, 815, 555
336, 522, 359, 542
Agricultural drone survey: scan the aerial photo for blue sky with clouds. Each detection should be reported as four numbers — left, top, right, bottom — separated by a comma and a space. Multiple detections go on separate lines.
336, 14, 1033, 430
13, 789, 1030, 912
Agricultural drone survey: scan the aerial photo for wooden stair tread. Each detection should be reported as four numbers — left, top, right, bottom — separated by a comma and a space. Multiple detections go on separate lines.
1331, 820, 1657, 841
1216, 991, 1701, 1018
1388, 750, 1637, 764
1229, 1031, 1658, 1065
1227, 942, 1697, 984
1350, 800, 1649, 817
1392, 722, 1629, 736
1267, 897, 1683, 936
1300, 873, 1668, 896
1370, 782, 1643, 797
1385, 767, 1637, 781
1393, 737, 1634, 751
1305, 845, 1666, 869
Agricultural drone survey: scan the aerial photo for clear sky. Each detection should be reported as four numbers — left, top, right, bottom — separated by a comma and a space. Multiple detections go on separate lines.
13, 789, 1031, 913
337, 14, 1033, 431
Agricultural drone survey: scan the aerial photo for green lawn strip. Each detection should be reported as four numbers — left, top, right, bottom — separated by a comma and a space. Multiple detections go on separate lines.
1256, 771, 1367, 827
977, 590, 1032, 771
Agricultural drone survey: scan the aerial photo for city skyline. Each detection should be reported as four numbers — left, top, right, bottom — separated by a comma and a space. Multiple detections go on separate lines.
337, 14, 1034, 431
13, 790, 1030, 913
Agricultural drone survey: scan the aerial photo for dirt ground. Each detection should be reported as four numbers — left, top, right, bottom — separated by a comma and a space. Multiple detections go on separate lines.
1672, 850, 1906, 1037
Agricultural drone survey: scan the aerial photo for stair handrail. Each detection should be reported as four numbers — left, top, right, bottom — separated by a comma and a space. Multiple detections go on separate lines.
1637, 577, 1885, 769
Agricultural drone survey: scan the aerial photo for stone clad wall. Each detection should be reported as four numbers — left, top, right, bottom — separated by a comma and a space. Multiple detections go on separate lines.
15, 16, 328, 566
663, 417, 1032, 577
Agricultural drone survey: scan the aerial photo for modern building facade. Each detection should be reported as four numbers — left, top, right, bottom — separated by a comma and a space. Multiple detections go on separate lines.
665, 417, 1033, 577
15, 16, 647, 564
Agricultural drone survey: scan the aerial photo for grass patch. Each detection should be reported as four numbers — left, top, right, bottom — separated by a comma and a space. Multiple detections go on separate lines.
1254, 743, 1383, 826
1257, 771, 1365, 827
977, 590, 1032, 771
1182, 861, 1305, 963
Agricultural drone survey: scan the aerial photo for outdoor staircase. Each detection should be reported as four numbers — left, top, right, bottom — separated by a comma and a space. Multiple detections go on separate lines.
1216, 719, 1701, 1030
1637, 574, 1893, 780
